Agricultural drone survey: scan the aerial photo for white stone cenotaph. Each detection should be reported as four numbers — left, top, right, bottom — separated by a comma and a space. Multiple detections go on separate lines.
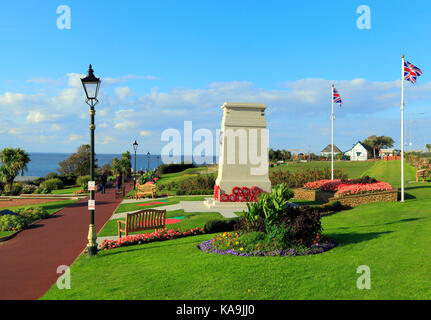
205, 102, 271, 209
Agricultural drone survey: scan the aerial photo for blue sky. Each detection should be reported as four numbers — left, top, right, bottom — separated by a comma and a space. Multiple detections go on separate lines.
1, 0, 431, 155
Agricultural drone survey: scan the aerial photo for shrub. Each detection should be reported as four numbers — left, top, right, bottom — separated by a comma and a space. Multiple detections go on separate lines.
316, 200, 343, 213
203, 218, 240, 234
4, 183, 23, 196
158, 163, 195, 174
41, 178, 64, 192
77, 175, 91, 190
0, 214, 28, 232
163, 173, 215, 195
58, 173, 77, 186
279, 206, 322, 246
270, 167, 348, 188
15, 207, 49, 220
45, 172, 58, 180
30, 177, 45, 186
265, 224, 293, 248
21, 184, 38, 194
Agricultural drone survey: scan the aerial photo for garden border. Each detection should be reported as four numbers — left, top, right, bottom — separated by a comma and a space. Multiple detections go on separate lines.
329, 189, 398, 207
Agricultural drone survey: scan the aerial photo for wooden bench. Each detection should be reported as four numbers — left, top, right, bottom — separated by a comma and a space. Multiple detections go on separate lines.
416, 169, 426, 182
134, 183, 156, 199
117, 209, 166, 238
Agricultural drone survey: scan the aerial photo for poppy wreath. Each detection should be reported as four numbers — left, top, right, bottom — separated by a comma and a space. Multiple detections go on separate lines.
240, 187, 250, 201
214, 184, 220, 201
232, 187, 241, 195
220, 193, 229, 202
229, 193, 238, 202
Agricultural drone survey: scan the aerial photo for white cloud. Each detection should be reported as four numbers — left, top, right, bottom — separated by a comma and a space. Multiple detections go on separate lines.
140, 130, 151, 137
114, 87, 133, 100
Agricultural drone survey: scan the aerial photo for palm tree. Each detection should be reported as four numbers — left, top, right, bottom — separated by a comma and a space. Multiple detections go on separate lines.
0, 148, 30, 194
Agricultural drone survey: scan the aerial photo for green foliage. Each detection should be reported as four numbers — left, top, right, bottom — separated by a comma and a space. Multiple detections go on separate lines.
0, 214, 28, 232
317, 200, 343, 213
0, 207, 50, 232
270, 167, 348, 188
244, 184, 294, 226
41, 178, 64, 192
161, 173, 215, 195
139, 171, 155, 184
45, 172, 58, 180
361, 135, 395, 158
265, 224, 293, 248
77, 175, 91, 190
15, 207, 50, 220
21, 184, 38, 194
58, 173, 77, 186
158, 163, 195, 174
0, 147, 30, 194
203, 218, 240, 234
58, 144, 95, 176
4, 183, 23, 196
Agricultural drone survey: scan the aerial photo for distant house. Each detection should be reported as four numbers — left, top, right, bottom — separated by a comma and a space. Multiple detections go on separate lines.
344, 142, 368, 161
320, 144, 342, 157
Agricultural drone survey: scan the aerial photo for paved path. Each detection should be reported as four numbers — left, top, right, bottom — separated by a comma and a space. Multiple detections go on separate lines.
0, 183, 131, 300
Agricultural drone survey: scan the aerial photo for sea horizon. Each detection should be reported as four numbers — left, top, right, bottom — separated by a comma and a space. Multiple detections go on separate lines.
15, 152, 218, 178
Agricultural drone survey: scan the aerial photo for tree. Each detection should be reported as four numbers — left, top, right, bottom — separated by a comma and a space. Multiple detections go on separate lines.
362, 135, 394, 159
58, 144, 97, 176
0, 148, 30, 193
120, 151, 132, 178
426, 144, 431, 153
111, 157, 121, 175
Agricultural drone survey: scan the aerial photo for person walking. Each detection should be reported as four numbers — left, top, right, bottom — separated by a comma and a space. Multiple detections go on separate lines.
115, 173, 121, 190
99, 173, 107, 194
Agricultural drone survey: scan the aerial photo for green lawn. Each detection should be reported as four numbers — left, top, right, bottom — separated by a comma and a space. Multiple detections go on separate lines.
361, 160, 416, 188
42, 161, 431, 300
51, 186, 84, 195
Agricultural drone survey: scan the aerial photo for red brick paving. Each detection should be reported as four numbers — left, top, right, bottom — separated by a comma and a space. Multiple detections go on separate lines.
0, 184, 131, 300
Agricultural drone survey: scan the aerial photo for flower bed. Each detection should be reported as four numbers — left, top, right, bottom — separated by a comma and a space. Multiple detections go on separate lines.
99, 227, 205, 250
198, 236, 337, 257
335, 182, 393, 197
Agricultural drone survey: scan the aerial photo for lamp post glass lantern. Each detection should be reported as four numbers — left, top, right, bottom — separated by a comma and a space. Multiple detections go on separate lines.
133, 140, 138, 190
81, 64, 101, 257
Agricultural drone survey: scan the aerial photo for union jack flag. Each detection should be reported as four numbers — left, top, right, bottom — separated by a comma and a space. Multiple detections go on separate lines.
333, 87, 342, 107
404, 60, 422, 84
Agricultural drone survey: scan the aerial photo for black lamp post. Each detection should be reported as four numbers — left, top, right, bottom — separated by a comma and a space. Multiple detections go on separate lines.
133, 140, 138, 190
147, 152, 150, 171
81, 64, 101, 257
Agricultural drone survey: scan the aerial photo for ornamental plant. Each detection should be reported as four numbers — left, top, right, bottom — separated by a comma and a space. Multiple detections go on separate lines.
99, 227, 205, 250
335, 182, 392, 197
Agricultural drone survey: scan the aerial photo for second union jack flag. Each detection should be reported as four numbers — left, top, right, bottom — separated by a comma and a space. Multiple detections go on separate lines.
404, 60, 422, 84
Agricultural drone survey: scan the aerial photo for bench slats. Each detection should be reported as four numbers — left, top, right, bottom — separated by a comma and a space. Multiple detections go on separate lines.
118, 209, 166, 238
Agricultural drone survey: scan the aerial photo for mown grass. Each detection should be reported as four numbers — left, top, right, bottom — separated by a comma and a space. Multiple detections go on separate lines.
361, 160, 416, 188
42, 161, 431, 300
51, 186, 84, 195
114, 196, 208, 214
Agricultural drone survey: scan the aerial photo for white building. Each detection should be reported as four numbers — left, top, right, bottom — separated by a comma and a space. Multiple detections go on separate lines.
344, 142, 368, 161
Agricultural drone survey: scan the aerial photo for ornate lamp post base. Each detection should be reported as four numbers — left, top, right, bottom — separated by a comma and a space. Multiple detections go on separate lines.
87, 223, 98, 256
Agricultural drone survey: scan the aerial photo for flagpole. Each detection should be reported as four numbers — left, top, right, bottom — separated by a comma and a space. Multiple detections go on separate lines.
401, 54, 405, 202
331, 84, 334, 180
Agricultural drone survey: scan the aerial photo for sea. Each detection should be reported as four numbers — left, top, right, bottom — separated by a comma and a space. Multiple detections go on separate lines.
19, 153, 217, 178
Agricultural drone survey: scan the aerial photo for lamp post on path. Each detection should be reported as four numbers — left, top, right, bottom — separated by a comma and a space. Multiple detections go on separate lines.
133, 140, 138, 190
81, 64, 101, 257
147, 151, 150, 171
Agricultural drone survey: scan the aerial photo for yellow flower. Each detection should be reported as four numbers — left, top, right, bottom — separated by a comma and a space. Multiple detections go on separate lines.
240, 247, 243, 251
